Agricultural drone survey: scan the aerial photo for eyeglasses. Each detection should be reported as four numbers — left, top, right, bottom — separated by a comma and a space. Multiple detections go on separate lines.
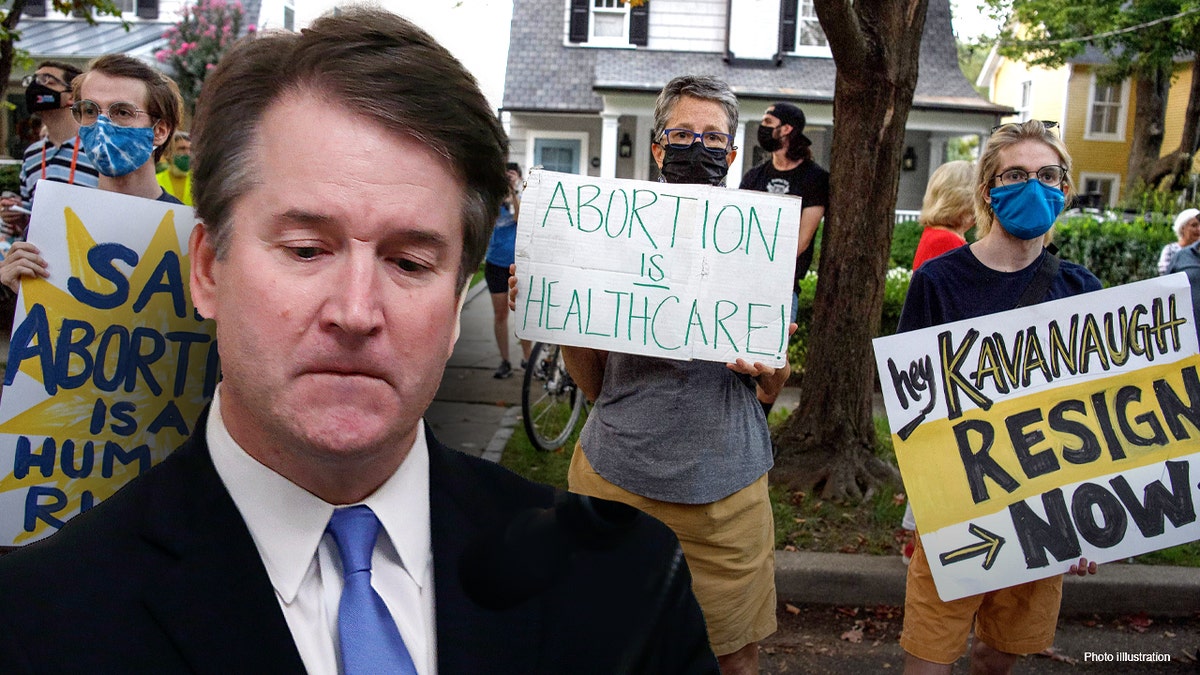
993, 165, 1067, 188
659, 128, 734, 151
990, 120, 1058, 134
22, 72, 70, 90
71, 100, 153, 127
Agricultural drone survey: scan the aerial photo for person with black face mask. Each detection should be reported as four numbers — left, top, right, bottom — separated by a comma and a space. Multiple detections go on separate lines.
559, 75, 788, 675
0, 61, 101, 241
741, 101, 829, 416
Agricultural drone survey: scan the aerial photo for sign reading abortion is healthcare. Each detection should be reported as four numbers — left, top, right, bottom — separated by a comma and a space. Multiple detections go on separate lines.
874, 275, 1200, 601
0, 182, 217, 547
514, 169, 800, 366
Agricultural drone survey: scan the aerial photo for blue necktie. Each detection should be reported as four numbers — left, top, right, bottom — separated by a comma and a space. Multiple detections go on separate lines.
327, 505, 418, 675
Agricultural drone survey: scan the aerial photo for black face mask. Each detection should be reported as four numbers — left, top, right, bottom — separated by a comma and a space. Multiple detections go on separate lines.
25, 83, 63, 113
757, 124, 782, 153
659, 142, 729, 186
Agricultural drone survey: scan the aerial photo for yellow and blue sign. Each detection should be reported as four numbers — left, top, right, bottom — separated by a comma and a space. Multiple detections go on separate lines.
874, 275, 1200, 600
0, 182, 216, 546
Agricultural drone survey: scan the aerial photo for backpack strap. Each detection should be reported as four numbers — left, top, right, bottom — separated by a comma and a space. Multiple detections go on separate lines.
1016, 251, 1060, 308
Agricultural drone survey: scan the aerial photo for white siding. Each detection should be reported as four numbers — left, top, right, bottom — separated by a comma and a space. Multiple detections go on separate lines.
646, 0, 726, 53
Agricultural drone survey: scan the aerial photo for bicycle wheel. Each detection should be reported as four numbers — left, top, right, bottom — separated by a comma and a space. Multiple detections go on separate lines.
522, 342, 585, 452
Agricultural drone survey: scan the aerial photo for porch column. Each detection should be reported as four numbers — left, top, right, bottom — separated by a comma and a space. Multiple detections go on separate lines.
600, 113, 619, 179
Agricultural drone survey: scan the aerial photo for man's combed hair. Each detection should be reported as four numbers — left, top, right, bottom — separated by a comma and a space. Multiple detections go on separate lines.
652, 75, 738, 142
191, 8, 510, 290
74, 54, 182, 163
974, 119, 1072, 239
38, 60, 83, 87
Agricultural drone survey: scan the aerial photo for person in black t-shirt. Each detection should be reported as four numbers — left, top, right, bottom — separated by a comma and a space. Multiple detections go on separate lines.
740, 102, 829, 415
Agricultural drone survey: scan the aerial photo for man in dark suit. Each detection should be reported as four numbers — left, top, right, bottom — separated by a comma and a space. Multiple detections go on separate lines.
0, 9, 717, 674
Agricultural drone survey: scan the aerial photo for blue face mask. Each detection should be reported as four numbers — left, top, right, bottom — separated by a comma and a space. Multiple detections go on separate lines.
987, 178, 1065, 240
78, 115, 156, 178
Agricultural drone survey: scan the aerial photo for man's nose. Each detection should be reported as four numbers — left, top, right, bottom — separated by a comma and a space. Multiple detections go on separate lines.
323, 253, 384, 336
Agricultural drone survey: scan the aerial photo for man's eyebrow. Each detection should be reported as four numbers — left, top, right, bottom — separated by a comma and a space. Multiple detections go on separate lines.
274, 208, 455, 249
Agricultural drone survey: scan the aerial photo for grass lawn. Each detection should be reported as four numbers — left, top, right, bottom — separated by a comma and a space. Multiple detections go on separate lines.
499, 407, 1198, 567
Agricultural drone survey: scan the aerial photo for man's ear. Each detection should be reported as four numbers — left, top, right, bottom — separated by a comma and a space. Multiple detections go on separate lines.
725, 147, 738, 167
152, 121, 171, 153
189, 222, 218, 321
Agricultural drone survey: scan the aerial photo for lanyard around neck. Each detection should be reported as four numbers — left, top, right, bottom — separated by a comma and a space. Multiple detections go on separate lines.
40, 135, 81, 184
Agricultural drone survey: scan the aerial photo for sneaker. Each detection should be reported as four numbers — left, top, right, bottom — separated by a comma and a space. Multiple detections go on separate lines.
493, 360, 513, 379
520, 359, 528, 370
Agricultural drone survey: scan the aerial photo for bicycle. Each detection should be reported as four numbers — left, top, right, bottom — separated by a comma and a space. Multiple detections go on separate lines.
521, 341, 587, 452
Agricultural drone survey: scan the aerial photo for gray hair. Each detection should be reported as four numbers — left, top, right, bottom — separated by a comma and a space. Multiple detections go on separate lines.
652, 75, 738, 142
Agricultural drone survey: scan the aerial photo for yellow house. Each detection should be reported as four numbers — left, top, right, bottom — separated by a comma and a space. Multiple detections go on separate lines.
979, 44, 1197, 207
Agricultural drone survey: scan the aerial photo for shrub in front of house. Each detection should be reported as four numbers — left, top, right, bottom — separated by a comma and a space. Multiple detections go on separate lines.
789, 267, 911, 374
1053, 213, 1176, 287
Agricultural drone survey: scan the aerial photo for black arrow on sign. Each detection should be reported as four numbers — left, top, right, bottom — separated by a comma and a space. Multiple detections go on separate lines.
938, 523, 1005, 570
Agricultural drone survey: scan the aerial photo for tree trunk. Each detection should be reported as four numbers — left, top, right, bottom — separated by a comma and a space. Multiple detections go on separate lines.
773, 0, 926, 501
0, 0, 28, 132
1145, 50, 1200, 191
1125, 66, 1170, 195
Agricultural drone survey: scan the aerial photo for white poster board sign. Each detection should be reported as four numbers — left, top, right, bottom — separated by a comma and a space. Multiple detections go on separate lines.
874, 274, 1200, 600
0, 181, 215, 547
514, 169, 800, 366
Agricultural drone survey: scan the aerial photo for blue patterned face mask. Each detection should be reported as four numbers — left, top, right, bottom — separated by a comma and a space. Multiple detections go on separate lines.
78, 115, 156, 178
987, 179, 1065, 240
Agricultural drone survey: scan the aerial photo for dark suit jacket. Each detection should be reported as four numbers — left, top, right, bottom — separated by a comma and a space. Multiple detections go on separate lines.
0, 414, 717, 673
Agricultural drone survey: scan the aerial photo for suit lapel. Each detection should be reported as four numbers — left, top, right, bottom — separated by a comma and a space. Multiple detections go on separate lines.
428, 431, 543, 674
137, 425, 306, 673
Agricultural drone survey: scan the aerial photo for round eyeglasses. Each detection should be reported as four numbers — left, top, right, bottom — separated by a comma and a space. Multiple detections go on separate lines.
71, 100, 153, 127
22, 72, 70, 90
993, 165, 1067, 188
659, 128, 734, 151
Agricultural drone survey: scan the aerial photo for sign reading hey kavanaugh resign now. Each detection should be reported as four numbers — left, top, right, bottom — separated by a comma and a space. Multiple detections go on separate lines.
874, 274, 1200, 601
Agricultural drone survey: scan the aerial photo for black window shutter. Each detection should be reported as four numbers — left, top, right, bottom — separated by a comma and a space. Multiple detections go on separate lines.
24, 0, 46, 18
778, 0, 797, 53
137, 0, 159, 18
568, 0, 589, 43
136, 0, 159, 19
629, 1, 649, 46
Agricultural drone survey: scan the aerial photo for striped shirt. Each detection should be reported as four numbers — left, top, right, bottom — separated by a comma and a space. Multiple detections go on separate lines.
17, 136, 100, 208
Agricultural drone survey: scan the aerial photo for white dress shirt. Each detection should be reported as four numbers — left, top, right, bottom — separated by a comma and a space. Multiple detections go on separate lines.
207, 386, 438, 674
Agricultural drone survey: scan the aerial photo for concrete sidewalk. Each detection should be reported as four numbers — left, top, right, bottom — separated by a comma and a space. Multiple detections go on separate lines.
430, 282, 1200, 619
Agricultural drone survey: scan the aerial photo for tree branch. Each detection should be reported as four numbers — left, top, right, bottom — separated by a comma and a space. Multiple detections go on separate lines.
814, 0, 866, 70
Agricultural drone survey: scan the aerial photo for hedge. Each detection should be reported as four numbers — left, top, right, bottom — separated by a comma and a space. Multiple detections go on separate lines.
791, 212, 1179, 373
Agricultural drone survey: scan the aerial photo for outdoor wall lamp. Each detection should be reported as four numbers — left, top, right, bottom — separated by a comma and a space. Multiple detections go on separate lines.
902, 146, 917, 172
619, 133, 633, 158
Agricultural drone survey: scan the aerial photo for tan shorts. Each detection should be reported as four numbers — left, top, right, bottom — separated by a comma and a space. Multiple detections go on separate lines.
568, 443, 777, 656
900, 534, 1063, 664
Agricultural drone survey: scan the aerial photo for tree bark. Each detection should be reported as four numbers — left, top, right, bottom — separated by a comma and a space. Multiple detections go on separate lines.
1145, 50, 1200, 190
1125, 66, 1170, 195
772, 0, 926, 501
0, 0, 29, 135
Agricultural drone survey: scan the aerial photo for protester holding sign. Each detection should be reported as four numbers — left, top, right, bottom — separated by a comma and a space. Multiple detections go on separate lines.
0, 11, 718, 672
559, 75, 788, 675
898, 120, 1100, 675
0, 55, 183, 293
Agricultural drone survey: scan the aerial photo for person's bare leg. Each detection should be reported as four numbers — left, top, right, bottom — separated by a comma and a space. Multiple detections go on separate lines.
520, 338, 532, 363
490, 292, 510, 361
968, 639, 1018, 675
904, 653, 953, 675
716, 641, 758, 675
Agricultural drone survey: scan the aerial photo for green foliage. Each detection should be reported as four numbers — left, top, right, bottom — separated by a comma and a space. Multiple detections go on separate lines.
0, 163, 20, 195
946, 135, 980, 162
499, 423, 574, 491
1121, 180, 1200, 216
888, 219, 923, 269
155, 0, 251, 112
1053, 214, 1176, 287
790, 266, 912, 374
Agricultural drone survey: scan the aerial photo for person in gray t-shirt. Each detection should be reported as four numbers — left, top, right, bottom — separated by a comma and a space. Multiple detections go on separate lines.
562, 76, 792, 675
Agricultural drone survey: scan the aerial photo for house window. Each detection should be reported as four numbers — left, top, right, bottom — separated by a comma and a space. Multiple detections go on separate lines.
797, 0, 827, 49
534, 138, 583, 174
1080, 173, 1120, 208
284, 4, 295, 31
590, 0, 629, 41
1017, 80, 1032, 122
1085, 75, 1128, 141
